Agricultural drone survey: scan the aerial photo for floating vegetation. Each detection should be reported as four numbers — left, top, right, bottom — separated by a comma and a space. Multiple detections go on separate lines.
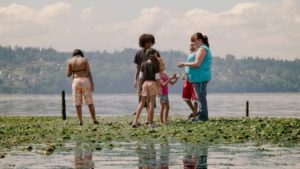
0, 116, 299, 153
0, 152, 5, 159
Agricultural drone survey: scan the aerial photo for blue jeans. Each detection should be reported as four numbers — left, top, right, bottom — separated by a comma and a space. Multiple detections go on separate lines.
193, 81, 209, 121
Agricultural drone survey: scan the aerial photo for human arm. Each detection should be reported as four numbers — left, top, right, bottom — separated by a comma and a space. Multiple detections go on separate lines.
133, 52, 140, 87
169, 74, 179, 85
177, 48, 206, 68
134, 64, 140, 88
86, 60, 94, 92
161, 74, 178, 86
66, 61, 72, 77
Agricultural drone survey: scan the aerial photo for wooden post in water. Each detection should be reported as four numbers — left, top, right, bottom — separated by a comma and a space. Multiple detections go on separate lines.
246, 100, 249, 117
62, 90, 66, 120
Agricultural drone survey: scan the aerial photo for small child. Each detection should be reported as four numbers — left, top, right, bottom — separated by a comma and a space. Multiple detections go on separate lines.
182, 43, 198, 120
159, 61, 179, 124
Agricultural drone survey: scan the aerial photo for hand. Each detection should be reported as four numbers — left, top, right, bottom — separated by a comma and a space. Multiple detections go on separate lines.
182, 73, 187, 80
177, 62, 185, 68
171, 73, 177, 79
133, 80, 137, 88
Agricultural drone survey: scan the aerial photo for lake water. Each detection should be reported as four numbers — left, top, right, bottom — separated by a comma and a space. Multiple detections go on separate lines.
1, 141, 299, 169
0, 93, 299, 118
1, 93, 300, 168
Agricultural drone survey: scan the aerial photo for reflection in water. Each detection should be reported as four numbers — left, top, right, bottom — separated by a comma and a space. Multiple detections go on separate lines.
159, 143, 170, 169
183, 144, 208, 169
0, 141, 299, 168
136, 141, 158, 169
74, 141, 95, 169
136, 141, 207, 169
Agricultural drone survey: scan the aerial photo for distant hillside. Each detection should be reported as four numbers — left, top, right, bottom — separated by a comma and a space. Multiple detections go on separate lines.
0, 45, 299, 94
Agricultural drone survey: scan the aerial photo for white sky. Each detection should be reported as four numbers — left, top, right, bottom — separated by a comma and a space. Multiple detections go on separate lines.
0, 0, 299, 59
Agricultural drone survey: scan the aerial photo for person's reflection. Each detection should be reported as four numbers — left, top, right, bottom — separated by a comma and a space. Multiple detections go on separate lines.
136, 141, 157, 169
158, 142, 170, 169
136, 141, 170, 169
74, 141, 95, 169
183, 144, 208, 169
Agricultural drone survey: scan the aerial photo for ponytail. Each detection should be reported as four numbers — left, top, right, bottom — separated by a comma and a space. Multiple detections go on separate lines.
202, 35, 209, 47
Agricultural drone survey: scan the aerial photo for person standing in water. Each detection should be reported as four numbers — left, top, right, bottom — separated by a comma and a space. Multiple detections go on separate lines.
182, 43, 198, 120
133, 49, 161, 128
133, 34, 160, 123
159, 59, 179, 125
66, 49, 99, 125
177, 33, 212, 122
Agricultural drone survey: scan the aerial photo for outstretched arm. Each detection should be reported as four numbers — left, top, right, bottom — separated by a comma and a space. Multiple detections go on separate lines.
169, 76, 179, 85
161, 74, 178, 86
177, 48, 206, 68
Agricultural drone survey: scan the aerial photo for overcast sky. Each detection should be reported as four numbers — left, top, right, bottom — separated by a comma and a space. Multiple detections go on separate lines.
0, 0, 299, 59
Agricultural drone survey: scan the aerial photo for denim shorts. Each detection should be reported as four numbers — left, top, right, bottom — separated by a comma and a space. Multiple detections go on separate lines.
160, 95, 169, 102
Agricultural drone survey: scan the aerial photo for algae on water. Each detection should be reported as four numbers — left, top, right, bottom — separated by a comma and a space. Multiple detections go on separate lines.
0, 116, 299, 151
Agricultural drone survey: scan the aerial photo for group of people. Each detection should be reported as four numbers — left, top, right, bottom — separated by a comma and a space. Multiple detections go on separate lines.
66, 32, 212, 127
131, 33, 212, 128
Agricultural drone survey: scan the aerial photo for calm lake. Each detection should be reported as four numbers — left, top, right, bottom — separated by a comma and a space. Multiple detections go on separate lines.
0, 93, 299, 118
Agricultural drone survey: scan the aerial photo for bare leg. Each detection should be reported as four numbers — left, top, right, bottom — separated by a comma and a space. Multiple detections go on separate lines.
133, 96, 147, 125
88, 104, 98, 123
160, 102, 165, 124
185, 100, 195, 112
76, 105, 83, 124
164, 102, 170, 123
146, 97, 150, 124
148, 96, 156, 124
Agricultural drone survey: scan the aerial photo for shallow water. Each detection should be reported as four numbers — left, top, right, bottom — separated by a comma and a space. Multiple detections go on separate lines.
0, 141, 299, 169
0, 93, 299, 118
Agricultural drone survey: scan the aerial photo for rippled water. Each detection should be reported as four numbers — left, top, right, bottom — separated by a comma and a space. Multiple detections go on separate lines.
0, 93, 299, 117
1, 141, 299, 169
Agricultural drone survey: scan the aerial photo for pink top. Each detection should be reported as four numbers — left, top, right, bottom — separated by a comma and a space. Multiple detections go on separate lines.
160, 73, 169, 95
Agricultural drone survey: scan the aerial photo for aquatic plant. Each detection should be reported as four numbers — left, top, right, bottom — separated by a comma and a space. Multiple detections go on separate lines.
0, 116, 299, 155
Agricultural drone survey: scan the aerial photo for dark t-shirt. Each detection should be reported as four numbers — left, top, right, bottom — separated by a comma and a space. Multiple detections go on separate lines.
140, 61, 160, 81
133, 49, 147, 67
133, 49, 161, 66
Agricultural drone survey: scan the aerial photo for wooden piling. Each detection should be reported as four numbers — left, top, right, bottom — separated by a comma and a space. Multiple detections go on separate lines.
246, 100, 249, 117
62, 90, 66, 120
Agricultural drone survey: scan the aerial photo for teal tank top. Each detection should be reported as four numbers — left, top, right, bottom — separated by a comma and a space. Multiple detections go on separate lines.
185, 45, 212, 83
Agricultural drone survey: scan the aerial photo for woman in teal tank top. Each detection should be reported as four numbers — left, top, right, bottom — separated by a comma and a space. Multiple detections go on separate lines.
177, 32, 212, 121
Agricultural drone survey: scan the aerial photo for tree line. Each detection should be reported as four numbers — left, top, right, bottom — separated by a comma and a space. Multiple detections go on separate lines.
0, 45, 299, 94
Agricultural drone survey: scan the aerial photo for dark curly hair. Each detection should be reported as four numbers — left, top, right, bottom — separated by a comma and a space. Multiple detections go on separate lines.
139, 34, 155, 48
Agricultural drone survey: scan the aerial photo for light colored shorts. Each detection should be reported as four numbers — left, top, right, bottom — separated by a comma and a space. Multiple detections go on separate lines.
160, 95, 169, 103
142, 81, 159, 96
72, 77, 93, 106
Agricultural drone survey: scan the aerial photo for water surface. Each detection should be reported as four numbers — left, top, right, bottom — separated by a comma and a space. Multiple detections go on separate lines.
0, 93, 299, 117
1, 141, 299, 169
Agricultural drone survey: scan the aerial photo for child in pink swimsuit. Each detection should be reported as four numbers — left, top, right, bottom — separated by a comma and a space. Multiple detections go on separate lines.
159, 60, 179, 124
